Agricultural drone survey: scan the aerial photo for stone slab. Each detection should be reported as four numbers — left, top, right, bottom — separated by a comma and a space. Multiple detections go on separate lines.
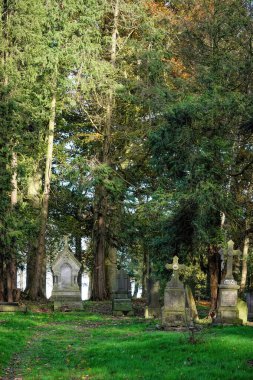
112, 298, 133, 316
162, 307, 186, 327
0, 304, 27, 312
53, 300, 83, 311
237, 299, 248, 325
164, 288, 185, 310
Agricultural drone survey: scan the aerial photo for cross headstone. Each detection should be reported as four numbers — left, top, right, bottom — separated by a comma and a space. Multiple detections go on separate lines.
220, 240, 241, 283
162, 256, 195, 328
215, 240, 243, 325
165, 256, 186, 284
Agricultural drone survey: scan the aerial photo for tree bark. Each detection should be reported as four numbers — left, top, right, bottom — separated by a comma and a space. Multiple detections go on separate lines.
91, 185, 108, 300
75, 235, 83, 289
141, 249, 148, 299
28, 92, 56, 300
25, 169, 42, 293
5, 152, 18, 303
240, 229, 250, 293
0, 254, 4, 301
208, 245, 220, 311
91, 0, 119, 300
105, 246, 117, 298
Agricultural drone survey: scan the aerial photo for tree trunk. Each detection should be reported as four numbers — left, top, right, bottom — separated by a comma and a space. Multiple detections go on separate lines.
91, 185, 108, 300
91, 0, 119, 301
5, 152, 18, 302
240, 232, 250, 293
28, 92, 56, 300
0, 254, 4, 301
25, 169, 42, 294
75, 235, 83, 289
208, 245, 220, 311
133, 281, 139, 298
105, 246, 117, 298
141, 249, 148, 299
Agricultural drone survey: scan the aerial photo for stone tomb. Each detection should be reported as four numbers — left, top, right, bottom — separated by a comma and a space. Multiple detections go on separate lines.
215, 240, 242, 325
112, 268, 133, 316
162, 256, 189, 327
51, 238, 82, 310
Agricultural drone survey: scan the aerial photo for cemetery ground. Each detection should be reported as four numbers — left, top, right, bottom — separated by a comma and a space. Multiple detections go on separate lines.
0, 302, 253, 380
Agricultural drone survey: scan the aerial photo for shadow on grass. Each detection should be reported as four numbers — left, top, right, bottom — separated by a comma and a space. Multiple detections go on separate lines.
16, 320, 253, 380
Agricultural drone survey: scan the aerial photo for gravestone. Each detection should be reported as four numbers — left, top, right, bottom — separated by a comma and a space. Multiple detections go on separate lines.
112, 268, 133, 316
246, 292, 253, 320
145, 278, 161, 319
51, 237, 82, 310
237, 299, 248, 324
162, 256, 189, 327
185, 285, 199, 322
215, 240, 243, 325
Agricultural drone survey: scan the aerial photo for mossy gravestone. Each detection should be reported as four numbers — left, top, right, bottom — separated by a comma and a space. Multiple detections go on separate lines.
112, 268, 133, 316
162, 256, 194, 328
215, 240, 242, 325
51, 237, 82, 310
145, 278, 161, 319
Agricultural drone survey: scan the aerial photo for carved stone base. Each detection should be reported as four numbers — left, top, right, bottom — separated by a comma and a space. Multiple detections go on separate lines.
145, 306, 161, 319
53, 300, 83, 311
0, 302, 27, 312
215, 282, 242, 325
162, 307, 186, 327
112, 298, 133, 316
215, 307, 242, 325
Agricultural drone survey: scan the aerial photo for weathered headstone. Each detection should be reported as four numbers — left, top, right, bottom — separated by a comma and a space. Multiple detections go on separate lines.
50, 237, 82, 310
145, 278, 161, 319
237, 299, 248, 324
215, 240, 242, 325
185, 285, 199, 322
246, 292, 253, 320
112, 268, 133, 316
162, 256, 189, 327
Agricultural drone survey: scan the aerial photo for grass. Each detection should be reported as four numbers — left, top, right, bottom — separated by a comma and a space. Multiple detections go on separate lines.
0, 308, 253, 379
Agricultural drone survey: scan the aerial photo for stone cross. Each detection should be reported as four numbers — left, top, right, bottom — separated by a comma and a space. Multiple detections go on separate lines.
63, 235, 69, 249
224, 240, 241, 281
165, 256, 186, 283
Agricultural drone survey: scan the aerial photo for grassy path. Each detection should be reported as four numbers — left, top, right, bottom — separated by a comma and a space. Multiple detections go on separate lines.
1, 312, 253, 379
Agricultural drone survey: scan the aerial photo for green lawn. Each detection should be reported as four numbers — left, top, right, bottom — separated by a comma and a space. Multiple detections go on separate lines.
0, 310, 253, 380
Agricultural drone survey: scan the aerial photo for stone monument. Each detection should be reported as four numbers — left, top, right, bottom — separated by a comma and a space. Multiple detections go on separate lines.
215, 240, 242, 325
51, 237, 82, 310
246, 292, 253, 321
185, 285, 199, 322
162, 256, 188, 327
145, 278, 161, 319
112, 268, 133, 316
